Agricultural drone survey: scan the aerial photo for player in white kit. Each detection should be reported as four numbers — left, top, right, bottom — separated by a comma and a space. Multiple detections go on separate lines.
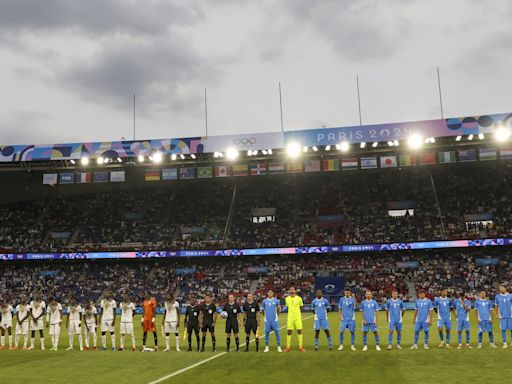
0, 300, 14, 350
163, 293, 180, 352
83, 302, 98, 350
100, 292, 117, 351
119, 295, 136, 351
15, 297, 31, 350
66, 298, 83, 351
46, 298, 63, 351
28, 292, 46, 350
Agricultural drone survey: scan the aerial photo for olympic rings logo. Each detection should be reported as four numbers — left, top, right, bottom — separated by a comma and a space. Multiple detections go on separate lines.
233, 138, 257, 147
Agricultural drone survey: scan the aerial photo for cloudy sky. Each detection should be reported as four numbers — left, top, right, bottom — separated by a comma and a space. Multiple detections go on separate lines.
0, 0, 511, 145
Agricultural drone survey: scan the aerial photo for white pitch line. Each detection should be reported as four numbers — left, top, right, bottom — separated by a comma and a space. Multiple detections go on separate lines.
147, 315, 315, 384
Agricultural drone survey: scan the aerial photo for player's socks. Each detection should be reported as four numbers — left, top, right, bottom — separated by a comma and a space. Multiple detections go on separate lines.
350, 332, 355, 345
424, 330, 430, 344
465, 331, 470, 344
79, 335, 83, 350
502, 330, 507, 343
1, 335, 4, 346
201, 336, 206, 351
397, 332, 401, 346
102, 334, 107, 348
362, 334, 367, 346
374, 334, 380, 345
446, 333, 450, 344
92, 333, 97, 348
327, 336, 332, 348
226, 337, 231, 351
111, 334, 116, 349
245, 336, 250, 350
255, 338, 259, 352
175, 335, 180, 351
489, 332, 494, 344
196, 335, 200, 350
165, 335, 170, 349
458, 332, 462, 344
235, 337, 239, 351
339, 332, 344, 345
478, 331, 483, 343
298, 334, 303, 348
438, 331, 444, 341
120, 335, 125, 350
85, 335, 89, 348
30, 337, 35, 348
414, 330, 419, 344
212, 336, 216, 351
153, 333, 158, 347
314, 337, 319, 349
23, 336, 28, 349
40, 337, 45, 350
286, 334, 291, 348
388, 333, 392, 345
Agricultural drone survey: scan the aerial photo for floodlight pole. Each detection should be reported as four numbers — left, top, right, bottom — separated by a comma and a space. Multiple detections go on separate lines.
430, 173, 446, 237
356, 75, 362, 126
437, 67, 444, 120
204, 88, 208, 138
133, 93, 136, 140
279, 82, 284, 132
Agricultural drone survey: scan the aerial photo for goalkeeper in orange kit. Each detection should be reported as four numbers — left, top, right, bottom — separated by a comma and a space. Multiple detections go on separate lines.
141, 291, 158, 351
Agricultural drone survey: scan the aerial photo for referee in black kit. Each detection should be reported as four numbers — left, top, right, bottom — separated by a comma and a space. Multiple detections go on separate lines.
223, 294, 242, 352
243, 293, 260, 352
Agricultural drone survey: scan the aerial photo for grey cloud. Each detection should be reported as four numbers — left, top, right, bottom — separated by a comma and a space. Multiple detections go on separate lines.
0, 110, 54, 144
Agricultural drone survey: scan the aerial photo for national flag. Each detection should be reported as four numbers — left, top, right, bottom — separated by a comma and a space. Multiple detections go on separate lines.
458, 149, 476, 162
286, 162, 303, 173
438, 151, 456, 164
197, 166, 213, 178
399, 154, 416, 167
233, 164, 249, 177
215, 165, 232, 177
323, 159, 340, 172
304, 160, 321, 172
360, 157, 377, 169
93, 171, 109, 183
268, 162, 285, 174
341, 158, 358, 170
500, 148, 512, 160
76, 172, 92, 183
479, 148, 497, 161
179, 167, 196, 179
162, 168, 178, 180
250, 163, 267, 176
418, 152, 436, 165
380, 155, 397, 168
43, 173, 58, 185
110, 171, 125, 182
145, 170, 161, 182
59, 173, 74, 184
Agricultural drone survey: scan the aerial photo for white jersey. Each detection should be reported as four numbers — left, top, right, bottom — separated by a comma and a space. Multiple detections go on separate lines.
120, 302, 136, 322
15, 304, 30, 322
164, 301, 179, 322
83, 306, 97, 324
67, 305, 83, 322
30, 300, 46, 318
47, 303, 63, 324
100, 299, 117, 321
0, 305, 14, 323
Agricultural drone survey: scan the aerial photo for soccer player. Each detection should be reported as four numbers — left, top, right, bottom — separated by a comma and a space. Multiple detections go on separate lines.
359, 291, 381, 351
224, 294, 241, 352
284, 287, 305, 352
242, 293, 260, 352
28, 292, 46, 350
199, 292, 217, 352
83, 301, 98, 350
261, 289, 282, 352
433, 288, 453, 348
119, 295, 136, 351
100, 292, 117, 351
453, 292, 471, 349
141, 291, 158, 351
474, 290, 496, 349
46, 297, 62, 351
184, 296, 200, 351
494, 284, 512, 348
0, 300, 14, 350
385, 289, 405, 350
15, 297, 30, 350
66, 298, 83, 351
410, 289, 433, 350
338, 288, 357, 351
163, 293, 180, 352
311, 289, 332, 351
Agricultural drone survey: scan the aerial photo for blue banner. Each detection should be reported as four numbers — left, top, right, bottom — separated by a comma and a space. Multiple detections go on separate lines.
315, 277, 345, 295
475, 258, 499, 266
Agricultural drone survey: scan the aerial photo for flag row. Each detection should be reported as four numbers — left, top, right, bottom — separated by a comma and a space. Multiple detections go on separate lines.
42, 171, 125, 185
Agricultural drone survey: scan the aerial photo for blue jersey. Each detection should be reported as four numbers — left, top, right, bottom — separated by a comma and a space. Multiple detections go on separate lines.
495, 293, 512, 318
415, 298, 434, 323
339, 296, 356, 321
433, 297, 452, 320
359, 299, 378, 323
474, 298, 493, 321
453, 298, 471, 321
262, 298, 279, 322
311, 298, 329, 320
386, 298, 404, 323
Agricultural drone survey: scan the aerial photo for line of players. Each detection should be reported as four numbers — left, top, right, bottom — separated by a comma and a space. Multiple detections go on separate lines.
1, 284, 512, 352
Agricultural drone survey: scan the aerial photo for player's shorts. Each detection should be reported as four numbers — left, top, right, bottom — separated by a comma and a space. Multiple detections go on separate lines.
201, 322, 215, 333
101, 319, 115, 333
120, 322, 134, 335
287, 317, 303, 330
265, 319, 280, 334
16, 321, 29, 335
85, 322, 97, 334
478, 320, 492, 333
388, 321, 403, 332
49, 324, 61, 336
187, 322, 199, 334
164, 321, 178, 334
245, 319, 258, 334
437, 319, 452, 330
362, 322, 378, 333
414, 322, 430, 332
31, 319, 44, 331
68, 320, 82, 335
0, 321, 12, 330
314, 318, 330, 331
340, 320, 356, 332
499, 318, 512, 331
225, 319, 239, 334
457, 320, 470, 332
142, 319, 155, 332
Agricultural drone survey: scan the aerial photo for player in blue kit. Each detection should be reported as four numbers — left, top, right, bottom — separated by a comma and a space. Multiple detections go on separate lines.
411, 289, 433, 350
338, 288, 356, 351
474, 290, 496, 349
261, 290, 282, 353
433, 289, 453, 349
311, 290, 332, 351
453, 292, 471, 349
385, 290, 404, 350
494, 284, 512, 348
359, 291, 381, 351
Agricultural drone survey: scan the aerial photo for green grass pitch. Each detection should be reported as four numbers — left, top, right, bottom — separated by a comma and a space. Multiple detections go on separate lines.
0, 312, 509, 383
